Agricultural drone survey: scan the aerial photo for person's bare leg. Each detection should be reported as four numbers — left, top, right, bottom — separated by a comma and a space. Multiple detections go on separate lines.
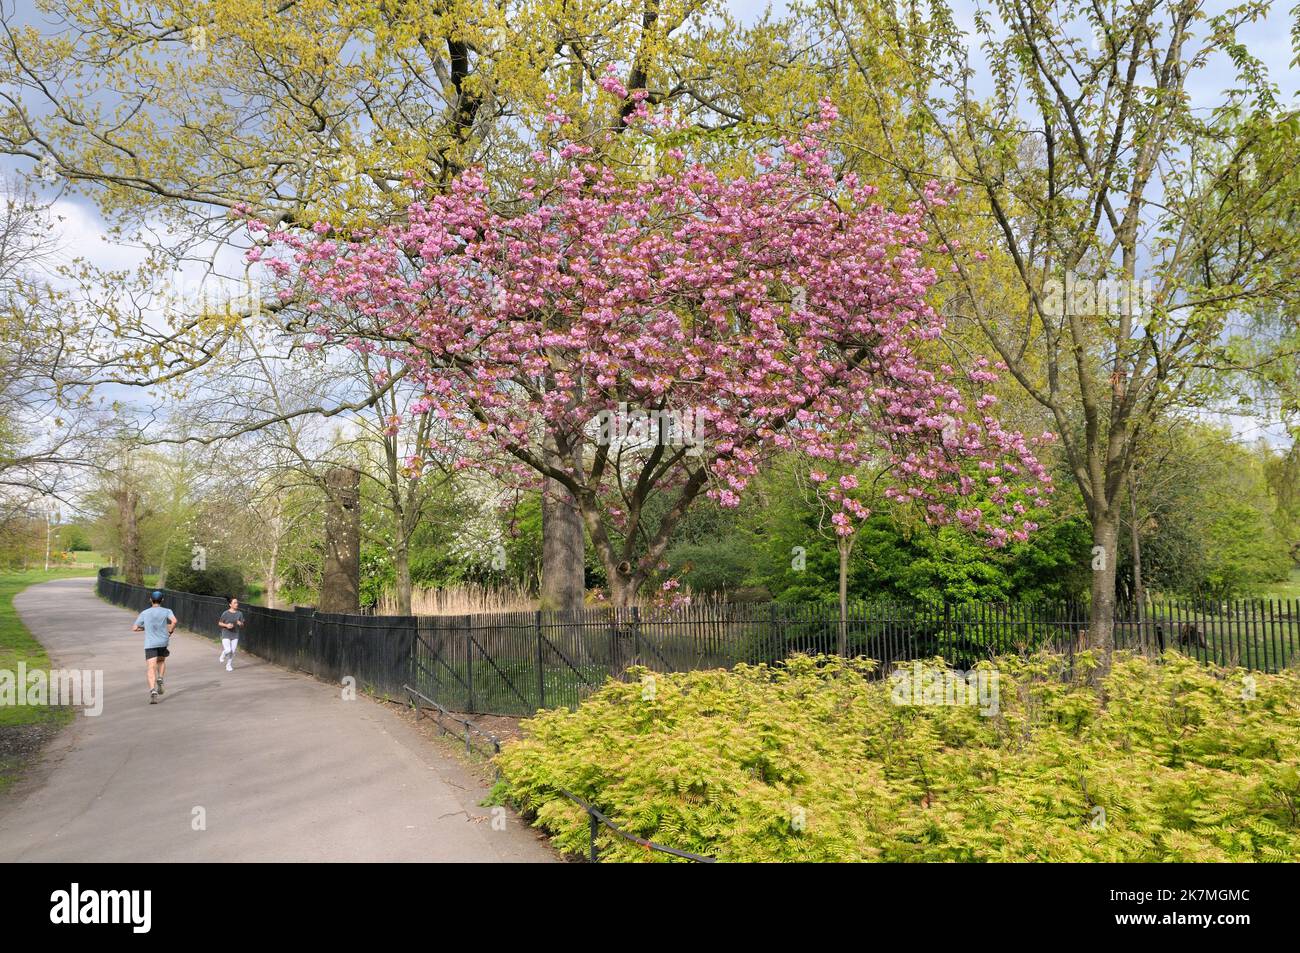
157, 657, 166, 680
146, 657, 158, 691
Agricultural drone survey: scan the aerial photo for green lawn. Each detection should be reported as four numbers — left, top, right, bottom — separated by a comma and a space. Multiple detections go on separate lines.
26, 549, 107, 569
1265, 567, 1300, 601
0, 569, 97, 791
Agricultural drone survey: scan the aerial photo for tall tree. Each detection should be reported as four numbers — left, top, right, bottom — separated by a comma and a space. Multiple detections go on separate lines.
0, 0, 793, 604
820, 0, 1300, 644
347, 351, 462, 614
0, 181, 103, 513
268, 115, 1053, 607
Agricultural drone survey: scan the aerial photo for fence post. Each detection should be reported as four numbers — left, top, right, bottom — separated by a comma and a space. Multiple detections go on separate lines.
535, 610, 545, 710
464, 614, 475, 714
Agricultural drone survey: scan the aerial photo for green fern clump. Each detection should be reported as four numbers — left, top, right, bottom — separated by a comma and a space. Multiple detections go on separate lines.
491, 652, 1300, 862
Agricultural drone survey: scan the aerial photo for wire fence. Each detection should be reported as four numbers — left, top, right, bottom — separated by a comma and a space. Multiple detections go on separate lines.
98, 569, 1300, 717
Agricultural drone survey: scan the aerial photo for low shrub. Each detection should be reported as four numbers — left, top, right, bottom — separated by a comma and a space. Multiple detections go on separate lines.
493, 652, 1300, 861
163, 554, 245, 600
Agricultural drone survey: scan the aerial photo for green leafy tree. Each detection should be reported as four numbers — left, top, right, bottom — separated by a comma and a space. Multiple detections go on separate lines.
816, 0, 1300, 646
162, 543, 245, 599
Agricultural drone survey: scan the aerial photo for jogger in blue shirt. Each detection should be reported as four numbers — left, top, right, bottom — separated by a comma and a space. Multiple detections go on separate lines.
132, 591, 177, 704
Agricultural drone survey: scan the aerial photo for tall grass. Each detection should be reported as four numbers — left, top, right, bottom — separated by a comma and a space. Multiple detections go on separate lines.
377, 583, 539, 616
376, 582, 753, 617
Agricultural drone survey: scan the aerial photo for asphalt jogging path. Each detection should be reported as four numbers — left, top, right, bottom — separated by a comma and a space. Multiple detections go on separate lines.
0, 578, 555, 862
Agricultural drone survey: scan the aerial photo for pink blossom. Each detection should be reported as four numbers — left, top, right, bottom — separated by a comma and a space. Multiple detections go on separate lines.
262, 112, 1053, 560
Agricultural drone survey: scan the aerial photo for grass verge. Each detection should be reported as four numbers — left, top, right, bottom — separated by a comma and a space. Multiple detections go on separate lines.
0, 570, 97, 793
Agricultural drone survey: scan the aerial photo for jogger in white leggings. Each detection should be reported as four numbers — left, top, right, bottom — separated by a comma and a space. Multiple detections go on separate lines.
217, 597, 245, 672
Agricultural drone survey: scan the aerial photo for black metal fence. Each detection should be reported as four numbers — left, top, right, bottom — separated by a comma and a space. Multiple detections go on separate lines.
97, 569, 418, 700
98, 569, 1300, 717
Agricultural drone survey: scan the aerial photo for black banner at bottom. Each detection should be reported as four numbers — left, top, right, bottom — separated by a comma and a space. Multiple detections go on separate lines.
9, 861, 1282, 939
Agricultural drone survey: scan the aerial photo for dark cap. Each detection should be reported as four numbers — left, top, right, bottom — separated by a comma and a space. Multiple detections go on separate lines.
150, 590, 164, 601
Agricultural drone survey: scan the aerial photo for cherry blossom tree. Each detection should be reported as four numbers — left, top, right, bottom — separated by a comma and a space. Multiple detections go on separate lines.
260, 106, 1054, 609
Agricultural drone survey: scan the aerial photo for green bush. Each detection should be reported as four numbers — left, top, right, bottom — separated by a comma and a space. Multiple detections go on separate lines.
665, 538, 754, 594
163, 552, 245, 600
359, 545, 394, 609
57, 525, 92, 551
493, 652, 1300, 862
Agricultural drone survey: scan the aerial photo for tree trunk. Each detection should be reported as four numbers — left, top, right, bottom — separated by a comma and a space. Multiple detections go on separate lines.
319, 467, 361, 613
116, 483, 144, 586
158, 537, 172, 588
1128, 473, 1146, 650
1088, 512, 1120, 649
607, 562, 640, 610
265, 516, 281, 609
540, 437, 585, 612
838, 537, 850, 656
394, 540, 412, 615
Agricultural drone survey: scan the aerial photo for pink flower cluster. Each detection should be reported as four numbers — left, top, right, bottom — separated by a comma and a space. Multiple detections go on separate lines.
259, 117, 1053, 546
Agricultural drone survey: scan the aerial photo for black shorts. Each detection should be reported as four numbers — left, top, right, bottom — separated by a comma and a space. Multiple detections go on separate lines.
145, 647, 170, 660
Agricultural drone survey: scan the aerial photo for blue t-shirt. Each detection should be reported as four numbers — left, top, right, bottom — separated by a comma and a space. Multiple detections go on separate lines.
134, 605, 176, 649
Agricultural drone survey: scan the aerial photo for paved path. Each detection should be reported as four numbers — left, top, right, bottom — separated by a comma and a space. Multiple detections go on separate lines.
0, 578, 554, 862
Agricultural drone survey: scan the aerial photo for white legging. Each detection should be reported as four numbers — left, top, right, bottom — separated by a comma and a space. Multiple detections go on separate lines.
222, 637, 239, 658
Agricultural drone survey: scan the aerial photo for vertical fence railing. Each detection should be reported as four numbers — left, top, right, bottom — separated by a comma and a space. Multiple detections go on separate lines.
96, 569, 1300, 718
